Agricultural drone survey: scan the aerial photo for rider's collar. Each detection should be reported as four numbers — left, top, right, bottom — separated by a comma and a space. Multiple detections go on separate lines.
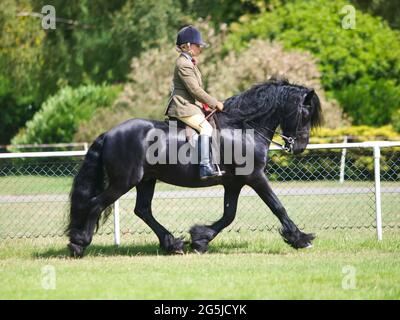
181, 52, 194, 65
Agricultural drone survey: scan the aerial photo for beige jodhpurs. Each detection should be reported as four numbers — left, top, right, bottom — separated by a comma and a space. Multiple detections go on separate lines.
176, 114, 213, 136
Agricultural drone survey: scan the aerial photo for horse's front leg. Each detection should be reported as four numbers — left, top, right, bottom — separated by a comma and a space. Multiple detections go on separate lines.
248, 173, 315, 249
190, 184, 243, 253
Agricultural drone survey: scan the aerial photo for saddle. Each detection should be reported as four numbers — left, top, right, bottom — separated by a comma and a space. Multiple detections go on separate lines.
166, 114, 219, 148
165, 114, 223, 175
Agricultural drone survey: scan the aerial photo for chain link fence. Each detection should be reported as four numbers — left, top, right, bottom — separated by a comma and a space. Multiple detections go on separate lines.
0, 144, 399, 239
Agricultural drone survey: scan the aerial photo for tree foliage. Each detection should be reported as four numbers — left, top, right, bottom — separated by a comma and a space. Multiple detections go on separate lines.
73, 21, 345, 142
1, 0, 186, 143
2, 0, 400, 144
224, 0, 400, 126
352, 0, 400, 30
0, 0, 45, 143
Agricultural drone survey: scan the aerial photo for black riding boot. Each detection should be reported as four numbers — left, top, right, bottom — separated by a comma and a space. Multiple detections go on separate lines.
199, 134, 220, 180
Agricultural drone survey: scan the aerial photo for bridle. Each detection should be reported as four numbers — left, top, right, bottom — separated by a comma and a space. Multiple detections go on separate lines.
243, 104, 308, 153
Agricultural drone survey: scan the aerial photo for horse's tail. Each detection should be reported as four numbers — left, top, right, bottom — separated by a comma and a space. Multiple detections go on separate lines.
66, 133, 107, 237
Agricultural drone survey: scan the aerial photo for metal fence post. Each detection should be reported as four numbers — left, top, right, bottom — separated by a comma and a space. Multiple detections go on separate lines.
373, 145, 383, 241
114, 199, 121, 246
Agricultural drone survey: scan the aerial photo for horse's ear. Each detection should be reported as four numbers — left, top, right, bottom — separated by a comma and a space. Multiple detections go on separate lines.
303, 89, 315, 105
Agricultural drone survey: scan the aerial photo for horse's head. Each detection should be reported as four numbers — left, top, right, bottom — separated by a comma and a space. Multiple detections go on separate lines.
280, 88, 322, 154
221, 79, 323, 154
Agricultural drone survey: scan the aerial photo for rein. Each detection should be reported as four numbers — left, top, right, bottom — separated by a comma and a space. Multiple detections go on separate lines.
244, 121, 296, 152
243, 105, 304, 153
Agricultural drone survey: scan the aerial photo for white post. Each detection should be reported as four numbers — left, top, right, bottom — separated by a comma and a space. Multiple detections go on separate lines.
114, 199, 121, 246
373, 145, 383, 241
339, 136, 347, 183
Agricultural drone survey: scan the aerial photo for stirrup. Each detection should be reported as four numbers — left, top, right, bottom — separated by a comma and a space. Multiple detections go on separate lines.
214, 164, 225, 177
199, 163, 224, 180
200, 164, 219, 180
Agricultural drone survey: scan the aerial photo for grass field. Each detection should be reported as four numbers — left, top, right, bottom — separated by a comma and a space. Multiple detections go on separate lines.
0, 230, 399, 299
1, 175, 399, 299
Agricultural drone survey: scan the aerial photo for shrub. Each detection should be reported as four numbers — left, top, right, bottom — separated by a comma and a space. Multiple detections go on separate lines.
390, 109, 400, 133
205, 39, 346, 128
73, 39, 178, 142
268, 125, 400, 182
12, 84, 121, 144
309, 125, 400, 144
224, 0, 400, 126
335, 77, 400, 126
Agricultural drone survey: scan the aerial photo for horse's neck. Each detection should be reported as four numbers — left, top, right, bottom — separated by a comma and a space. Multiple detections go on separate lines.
217, 112, 279, 135
216, 112, 279, 155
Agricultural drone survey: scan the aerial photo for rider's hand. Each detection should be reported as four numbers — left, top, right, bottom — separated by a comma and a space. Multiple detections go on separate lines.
216, 101, 224, 111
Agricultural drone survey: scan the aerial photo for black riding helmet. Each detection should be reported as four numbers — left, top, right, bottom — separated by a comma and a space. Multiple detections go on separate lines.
176, 25, 209, 48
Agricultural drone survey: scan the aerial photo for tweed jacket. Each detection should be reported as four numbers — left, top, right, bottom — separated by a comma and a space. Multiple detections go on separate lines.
165, 53, 218, 118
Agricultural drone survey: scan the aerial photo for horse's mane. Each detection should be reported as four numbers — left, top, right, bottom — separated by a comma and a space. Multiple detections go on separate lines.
222, 77, 322, 128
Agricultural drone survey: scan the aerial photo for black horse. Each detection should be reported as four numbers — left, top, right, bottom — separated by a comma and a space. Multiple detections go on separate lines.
66, 78, 322, 257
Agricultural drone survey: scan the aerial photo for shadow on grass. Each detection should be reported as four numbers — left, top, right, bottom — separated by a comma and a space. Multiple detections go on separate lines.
33, 240, 287, 259
33, 243, 164, 259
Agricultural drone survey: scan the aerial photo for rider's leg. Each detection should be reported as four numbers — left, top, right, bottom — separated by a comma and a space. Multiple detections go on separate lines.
177, 114, 213, 136
177, 114, 220, 179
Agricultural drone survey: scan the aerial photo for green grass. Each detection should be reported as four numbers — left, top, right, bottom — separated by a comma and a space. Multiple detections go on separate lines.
0, 175, 399, 299
0, 230, 399, 299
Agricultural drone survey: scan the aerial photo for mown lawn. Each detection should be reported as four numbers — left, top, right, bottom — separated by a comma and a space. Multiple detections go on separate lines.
0, 230, 399, 299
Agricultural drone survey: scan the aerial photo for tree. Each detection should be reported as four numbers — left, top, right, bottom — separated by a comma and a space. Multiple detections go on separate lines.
0, 0, 45, 144
352, 0, 400, 29
1, 0, 186, 144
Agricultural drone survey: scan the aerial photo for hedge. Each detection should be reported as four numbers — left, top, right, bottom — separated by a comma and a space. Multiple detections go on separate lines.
12, 84, 122, 145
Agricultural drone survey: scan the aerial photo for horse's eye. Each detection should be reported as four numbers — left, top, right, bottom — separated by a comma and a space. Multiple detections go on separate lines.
302, 107, 311, 120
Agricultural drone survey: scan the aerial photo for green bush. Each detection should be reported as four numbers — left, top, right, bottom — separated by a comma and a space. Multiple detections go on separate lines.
268, 125, 400, 181
12, 84, 122, 144
224, 0, 400, 126
391, 109, 400, 133
310, 125, 400, 143
335, 77, 400, 126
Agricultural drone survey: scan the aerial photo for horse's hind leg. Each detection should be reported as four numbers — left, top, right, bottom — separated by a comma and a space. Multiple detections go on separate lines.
68, 184, 130, 257
190, 184, 243, 253
134, 179, 185, 254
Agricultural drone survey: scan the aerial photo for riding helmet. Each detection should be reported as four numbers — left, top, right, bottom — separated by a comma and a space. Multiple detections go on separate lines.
176, 25, 209, 48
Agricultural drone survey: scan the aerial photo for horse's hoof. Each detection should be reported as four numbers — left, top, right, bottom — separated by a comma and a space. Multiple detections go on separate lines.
68, 242, 85, 258
163, 235, 185, 255
194, 249, 207, 255
189, 225, 215, 254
